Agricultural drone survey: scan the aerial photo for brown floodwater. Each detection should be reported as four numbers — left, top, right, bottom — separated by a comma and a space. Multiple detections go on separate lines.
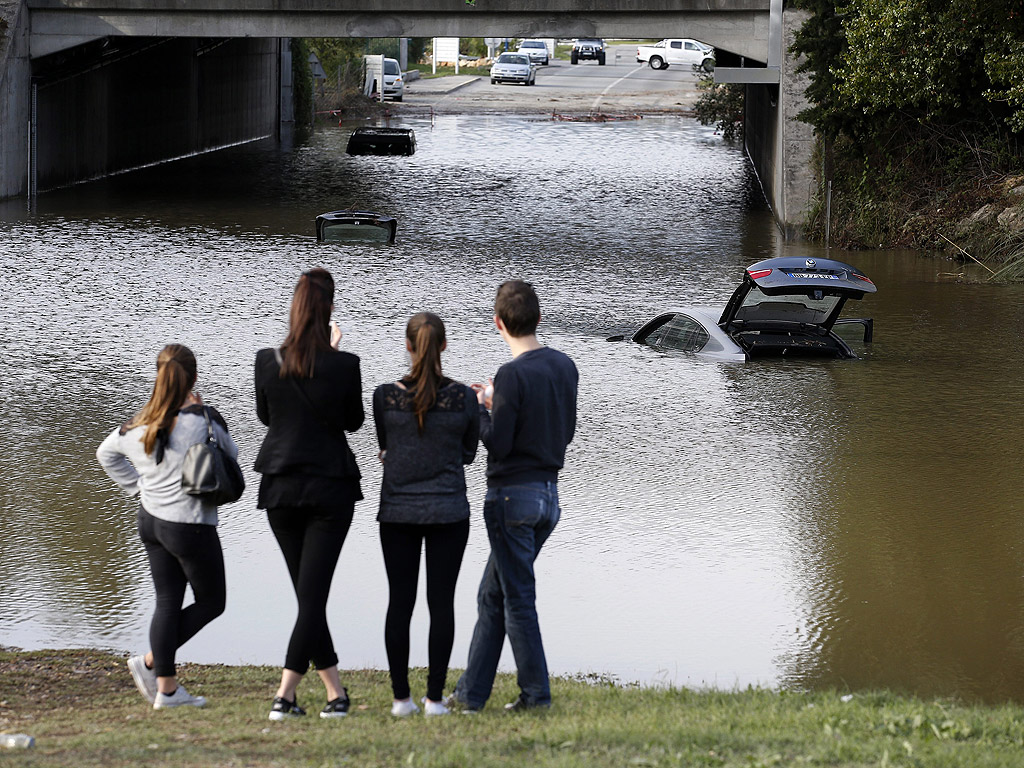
1, 115, 1023, 702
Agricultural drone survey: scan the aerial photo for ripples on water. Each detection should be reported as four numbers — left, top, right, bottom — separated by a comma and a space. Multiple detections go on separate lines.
3, 116, 1024, 701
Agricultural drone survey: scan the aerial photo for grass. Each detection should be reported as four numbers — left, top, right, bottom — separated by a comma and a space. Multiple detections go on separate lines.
4, 649, 1024, 767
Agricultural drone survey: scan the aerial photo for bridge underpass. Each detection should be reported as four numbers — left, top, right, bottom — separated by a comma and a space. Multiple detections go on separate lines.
1, 0, 813, 238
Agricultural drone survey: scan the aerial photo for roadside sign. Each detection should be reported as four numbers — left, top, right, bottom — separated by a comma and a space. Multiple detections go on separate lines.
433, 37, 460, 74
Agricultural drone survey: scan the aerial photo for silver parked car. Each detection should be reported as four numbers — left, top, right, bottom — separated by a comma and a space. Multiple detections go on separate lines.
609, 257, 877, 361
490, 53, 537, 86
517, 39, 550, 65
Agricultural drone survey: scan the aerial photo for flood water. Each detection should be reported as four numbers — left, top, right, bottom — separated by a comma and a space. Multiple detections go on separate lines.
2, 115, 1024, 703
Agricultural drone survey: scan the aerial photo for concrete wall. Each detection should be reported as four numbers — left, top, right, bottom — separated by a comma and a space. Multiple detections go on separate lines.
0, 0, 30, 199
743, 8, 814, 238
32, 36, 280, 192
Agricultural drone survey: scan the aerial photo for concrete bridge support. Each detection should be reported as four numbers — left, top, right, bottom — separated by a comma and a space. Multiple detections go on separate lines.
741, 9, 815, 239
0, 0, 31, 200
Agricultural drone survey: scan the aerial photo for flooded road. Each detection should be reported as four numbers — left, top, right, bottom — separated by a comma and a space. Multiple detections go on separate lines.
2, 115, 1024, 702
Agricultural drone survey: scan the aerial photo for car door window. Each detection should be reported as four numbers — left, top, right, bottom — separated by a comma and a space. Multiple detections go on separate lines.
685, 42, 698, 51
670, 41, 682, 49
641, 313, 709, 352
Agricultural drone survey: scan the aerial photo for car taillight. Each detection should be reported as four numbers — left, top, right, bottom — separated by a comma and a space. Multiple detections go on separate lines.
747, 268, 772, 280
852, 273, 874, 284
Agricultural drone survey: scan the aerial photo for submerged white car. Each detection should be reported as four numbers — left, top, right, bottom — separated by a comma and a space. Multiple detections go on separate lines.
609, 257, 877, 361
490, 53, 537, 86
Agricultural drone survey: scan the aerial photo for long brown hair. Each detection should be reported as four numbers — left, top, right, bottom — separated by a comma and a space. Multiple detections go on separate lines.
280, 268, 335, 378
130, 344, 197, 455
405, 312, 446, 433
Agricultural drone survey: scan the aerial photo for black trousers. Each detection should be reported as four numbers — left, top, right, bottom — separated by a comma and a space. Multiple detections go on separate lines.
268, 504, 354, 673
137, 507, 226, 678
380, 519, 470, 701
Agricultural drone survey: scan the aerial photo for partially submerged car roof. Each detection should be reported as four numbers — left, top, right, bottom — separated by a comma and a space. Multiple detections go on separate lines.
719, 256, 876, 330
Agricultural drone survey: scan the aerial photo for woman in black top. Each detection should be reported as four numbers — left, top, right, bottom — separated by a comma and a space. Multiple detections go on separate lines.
255, 268, 363, 721
373, 312, 479, 717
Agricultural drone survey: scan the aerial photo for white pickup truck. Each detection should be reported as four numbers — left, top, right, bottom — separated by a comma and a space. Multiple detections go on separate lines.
636, 39, 715, 72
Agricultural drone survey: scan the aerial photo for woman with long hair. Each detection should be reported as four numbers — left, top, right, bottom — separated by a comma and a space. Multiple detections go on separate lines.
255, 267, 364, 721
97, 344, 234, 709
373, 312, 478, 717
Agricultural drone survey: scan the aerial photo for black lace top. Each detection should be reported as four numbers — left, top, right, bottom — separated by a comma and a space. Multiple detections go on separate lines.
372, 379, 480, 524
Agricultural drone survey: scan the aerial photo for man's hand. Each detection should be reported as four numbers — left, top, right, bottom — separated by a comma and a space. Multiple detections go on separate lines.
471, 379, 494, 409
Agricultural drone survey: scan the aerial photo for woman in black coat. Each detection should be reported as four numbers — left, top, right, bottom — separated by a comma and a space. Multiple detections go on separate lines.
255, 268, 363, 721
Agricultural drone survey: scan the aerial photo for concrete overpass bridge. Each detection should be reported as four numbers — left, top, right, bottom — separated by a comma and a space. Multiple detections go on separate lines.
1, 0, 813, 236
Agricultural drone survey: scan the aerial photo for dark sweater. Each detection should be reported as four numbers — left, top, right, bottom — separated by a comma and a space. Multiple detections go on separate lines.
481, 346, 578, 487
373, 379, 479, 524
254, 347, 364, 508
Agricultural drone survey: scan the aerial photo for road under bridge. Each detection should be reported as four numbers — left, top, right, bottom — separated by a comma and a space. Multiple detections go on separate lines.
1, 0, 813, 237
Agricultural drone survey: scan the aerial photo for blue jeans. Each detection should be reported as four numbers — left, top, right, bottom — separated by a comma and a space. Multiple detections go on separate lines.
455, 481, 560, 708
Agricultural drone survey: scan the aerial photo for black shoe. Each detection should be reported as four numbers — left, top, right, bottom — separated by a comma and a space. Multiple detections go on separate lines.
268, 696, 306, 721
320, 688, 350, 719
504, 693, 550, 712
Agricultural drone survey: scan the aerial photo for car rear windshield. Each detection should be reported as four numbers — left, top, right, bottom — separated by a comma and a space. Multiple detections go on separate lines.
497, 54, 528, 64
733, 285, 841, 326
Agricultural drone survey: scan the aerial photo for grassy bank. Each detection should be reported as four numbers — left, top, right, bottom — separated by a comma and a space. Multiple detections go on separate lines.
3, 650, 1024, 766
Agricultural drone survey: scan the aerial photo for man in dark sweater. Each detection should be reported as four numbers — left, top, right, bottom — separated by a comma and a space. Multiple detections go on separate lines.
451, 280, 578, 712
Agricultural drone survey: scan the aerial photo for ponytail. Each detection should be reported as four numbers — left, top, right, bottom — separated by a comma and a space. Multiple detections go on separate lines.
280, 268, 335, 379
130, 344, 197, 455
405, 312, 446, 433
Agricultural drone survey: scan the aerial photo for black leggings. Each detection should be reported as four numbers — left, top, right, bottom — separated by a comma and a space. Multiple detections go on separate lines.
380, 519, 470, 701
137, 507, 226, 678
268, 504, 354, 673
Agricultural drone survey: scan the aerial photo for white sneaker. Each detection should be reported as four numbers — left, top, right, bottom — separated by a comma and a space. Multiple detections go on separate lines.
391, 698, 420, 717
153, 685, 206, 709
127, 655, 157, 704
422, 698, 450, 717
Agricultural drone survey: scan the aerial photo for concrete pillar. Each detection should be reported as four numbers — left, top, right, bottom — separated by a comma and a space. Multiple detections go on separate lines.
777, 8, 814, 239
280, 37, 294, 127
743, 8, 815, 240
0, 0, 31, 200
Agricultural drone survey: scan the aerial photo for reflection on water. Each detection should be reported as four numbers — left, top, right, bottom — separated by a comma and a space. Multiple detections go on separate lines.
2, 116, 1024, 702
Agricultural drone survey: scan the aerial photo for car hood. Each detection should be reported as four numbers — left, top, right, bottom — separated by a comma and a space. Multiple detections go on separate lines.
718, 256, 876, 332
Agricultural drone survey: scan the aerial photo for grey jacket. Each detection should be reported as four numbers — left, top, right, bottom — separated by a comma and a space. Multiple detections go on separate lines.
96, 407, 238, 526
373, 380, 478, 524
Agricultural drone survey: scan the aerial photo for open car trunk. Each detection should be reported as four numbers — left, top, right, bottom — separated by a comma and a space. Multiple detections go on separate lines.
719, 257, 876, 360
733, 327, 854, 359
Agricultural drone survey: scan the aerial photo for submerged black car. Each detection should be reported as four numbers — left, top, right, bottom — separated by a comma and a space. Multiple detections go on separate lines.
612, 257, 876, 361
345, 127, 416, 156
316, 210, 397, 244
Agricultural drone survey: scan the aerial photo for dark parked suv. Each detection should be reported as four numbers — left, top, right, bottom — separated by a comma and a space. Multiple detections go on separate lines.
571, 38, 606, 65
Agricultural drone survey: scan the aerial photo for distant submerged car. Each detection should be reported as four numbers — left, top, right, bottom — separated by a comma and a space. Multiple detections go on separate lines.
316, 210, 397, 244
346, 127, 416, 156
609, 257, 876, 361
